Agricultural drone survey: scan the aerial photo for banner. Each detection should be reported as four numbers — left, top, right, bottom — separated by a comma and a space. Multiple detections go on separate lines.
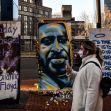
89, 28, 111, 77
37, 22, 73, 90
0, 21, 20, 103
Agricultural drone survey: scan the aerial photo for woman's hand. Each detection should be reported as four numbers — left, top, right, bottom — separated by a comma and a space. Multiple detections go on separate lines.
66, 64, 72, 76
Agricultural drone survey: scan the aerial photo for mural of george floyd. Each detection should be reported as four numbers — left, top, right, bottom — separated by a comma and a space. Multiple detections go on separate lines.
0, 21, 20, 103
37, 22, 73, 90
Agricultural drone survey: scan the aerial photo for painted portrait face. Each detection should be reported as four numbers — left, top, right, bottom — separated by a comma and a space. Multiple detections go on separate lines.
39, 23, 70, 77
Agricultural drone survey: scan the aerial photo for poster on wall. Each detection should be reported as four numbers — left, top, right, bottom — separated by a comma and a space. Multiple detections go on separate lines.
0, 21, 20, 103
37, 22, 73, 90
89, 28, 111, 77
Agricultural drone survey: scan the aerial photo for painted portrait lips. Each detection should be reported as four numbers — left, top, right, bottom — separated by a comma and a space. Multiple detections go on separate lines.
50, 58, 66, 70
47, 54, 67, 64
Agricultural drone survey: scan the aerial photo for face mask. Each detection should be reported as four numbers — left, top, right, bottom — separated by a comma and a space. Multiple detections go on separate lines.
78, 50, 83, 58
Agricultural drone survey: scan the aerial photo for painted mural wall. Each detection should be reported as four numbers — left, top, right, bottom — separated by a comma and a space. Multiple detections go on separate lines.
37, 22, 73, 90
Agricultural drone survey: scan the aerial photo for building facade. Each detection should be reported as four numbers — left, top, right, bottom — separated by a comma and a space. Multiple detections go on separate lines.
104, 0, 111, 10
61, 5, 86, 37
19, 0, 52, 52
103, 0, 111, 28
61, 5, 72, 20
71, 21, 86, 37
0, 0, 13, 20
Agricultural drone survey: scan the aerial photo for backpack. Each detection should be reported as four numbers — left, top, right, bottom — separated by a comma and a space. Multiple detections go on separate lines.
81, 61, 111, 98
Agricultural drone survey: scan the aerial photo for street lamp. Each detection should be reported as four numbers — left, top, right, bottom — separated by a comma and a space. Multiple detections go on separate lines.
96, 0, 101, 28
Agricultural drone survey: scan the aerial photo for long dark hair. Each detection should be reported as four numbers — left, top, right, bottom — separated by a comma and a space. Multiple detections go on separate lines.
81, 40, 103, 66
96, 47, 103, 66
81, 40, 96, 55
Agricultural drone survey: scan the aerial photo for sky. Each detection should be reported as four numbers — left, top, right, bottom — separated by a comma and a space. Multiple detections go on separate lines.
43, 0, 104, 21
13, 0, 18, 19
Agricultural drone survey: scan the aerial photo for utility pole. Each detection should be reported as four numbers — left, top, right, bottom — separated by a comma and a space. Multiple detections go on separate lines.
1, 0, 13, 21
96, 0, 101, 28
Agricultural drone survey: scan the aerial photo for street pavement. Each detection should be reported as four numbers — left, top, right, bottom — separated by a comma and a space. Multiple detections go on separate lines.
20, 57, 38, 80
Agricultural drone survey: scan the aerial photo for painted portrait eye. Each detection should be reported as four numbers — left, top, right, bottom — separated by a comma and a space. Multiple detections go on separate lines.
58, 36, 67, 44
41, 36, 54, 46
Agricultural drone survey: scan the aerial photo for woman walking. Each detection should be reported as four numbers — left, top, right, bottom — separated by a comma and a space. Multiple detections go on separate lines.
66, 40, 103, 111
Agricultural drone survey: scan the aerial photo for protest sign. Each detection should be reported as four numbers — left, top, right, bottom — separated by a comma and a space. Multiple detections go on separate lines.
0, 21, 20, 103
89, 28, 111, 77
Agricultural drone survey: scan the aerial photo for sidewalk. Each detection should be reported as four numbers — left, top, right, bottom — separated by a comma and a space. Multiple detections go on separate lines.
0, 79, 111, 111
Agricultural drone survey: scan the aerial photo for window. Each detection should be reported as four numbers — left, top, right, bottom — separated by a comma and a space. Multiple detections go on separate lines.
29, 8, 33, 12
29, 24, 32, 30
24, 22, 28, 35
36, 14, 42, 17
24, 16, 27, 21
28, 17, 33, 33
19, 6, 21, 10
29, 24, 32, 34
39, 10, 43, 14
24, 22, 28, 28
24, 6, 27, 11
24, 0, 27, 2
29, 17, 33, 21
45, 11, 48, 16
19, 15, 21, 20
29, 0, 33, 3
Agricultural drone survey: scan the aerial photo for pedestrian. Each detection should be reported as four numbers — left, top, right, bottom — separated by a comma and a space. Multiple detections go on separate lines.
96, 47, 103, 66
66, 40, 103, 111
